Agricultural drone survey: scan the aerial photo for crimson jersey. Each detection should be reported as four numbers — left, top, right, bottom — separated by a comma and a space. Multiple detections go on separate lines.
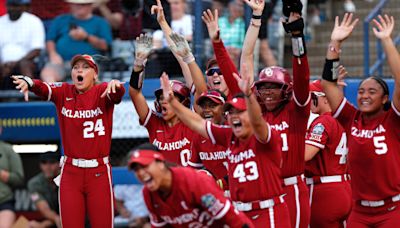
143, 167, 253, 228
142, 110, 195, 166
305, 112, 348, 177
334, 98, 400, 201
188, 133, 229, 181
263, 99, 310, 178
31, 80, 124, 159
205, 121, 283, 202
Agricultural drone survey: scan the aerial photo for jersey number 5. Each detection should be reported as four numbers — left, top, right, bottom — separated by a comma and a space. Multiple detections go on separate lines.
83, 119, 105, 138
373, 136, 388, 155
233, 161, 259, 183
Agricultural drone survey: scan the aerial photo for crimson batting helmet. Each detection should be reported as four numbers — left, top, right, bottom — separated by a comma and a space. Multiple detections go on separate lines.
154, 80, 191, 113
255, 66, 293, 101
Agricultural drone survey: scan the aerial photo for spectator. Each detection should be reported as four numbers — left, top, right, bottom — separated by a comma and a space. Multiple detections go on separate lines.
30, 0, 69, 31
218, 0, 245, 67
142, 0, 170, 32
27, 152, 61, 228
0, 139, 24, 228
258, 0, 278, 67
44, 0, 112, 76
0, 0, 44, 89
95, 0, 142, 40
114, 184, 150, 228
153, 0, 192, 48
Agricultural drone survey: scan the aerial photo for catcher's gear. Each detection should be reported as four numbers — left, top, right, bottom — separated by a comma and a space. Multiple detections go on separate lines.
255, 66, 293, 101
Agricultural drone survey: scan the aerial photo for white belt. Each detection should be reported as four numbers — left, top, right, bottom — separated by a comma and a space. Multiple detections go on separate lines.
233, 195, 285, 212
306, 175, 348, 185
360, 193, 400, 207
283, 174, 304, 186
62, 156, 109, 168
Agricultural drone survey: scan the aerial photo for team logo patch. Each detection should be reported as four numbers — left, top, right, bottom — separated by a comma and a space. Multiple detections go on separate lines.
312, 123, 325, 135
310, 123, 324, 141
201, 194, 217, 209
49, 82, 63, 88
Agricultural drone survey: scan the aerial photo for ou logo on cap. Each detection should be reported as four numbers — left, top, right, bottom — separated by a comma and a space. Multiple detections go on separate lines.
264, 68, 273, 77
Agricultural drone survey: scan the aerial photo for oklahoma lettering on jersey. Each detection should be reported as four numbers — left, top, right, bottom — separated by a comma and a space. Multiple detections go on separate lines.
206, 121, 283, 203
143, 167, 253, 228
305, 112, 348, 177
189, 133, 229, 181
263, 100, 310, 178
30, 80, 125, 159
333, 98, 400, 201
142, 110, 195, 166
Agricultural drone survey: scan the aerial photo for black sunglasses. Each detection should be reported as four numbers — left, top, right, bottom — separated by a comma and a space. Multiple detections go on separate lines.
206, 68, 221, 76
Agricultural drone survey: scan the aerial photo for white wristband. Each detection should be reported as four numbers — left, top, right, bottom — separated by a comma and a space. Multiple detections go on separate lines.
182, 53, 195, 64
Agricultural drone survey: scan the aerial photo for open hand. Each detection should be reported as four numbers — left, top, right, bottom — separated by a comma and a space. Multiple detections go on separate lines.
331, 13, 359, 43
160, 72, 174, 102
372, 14, 394, 40
100, 80, 125, 98
202, 9, 220, 41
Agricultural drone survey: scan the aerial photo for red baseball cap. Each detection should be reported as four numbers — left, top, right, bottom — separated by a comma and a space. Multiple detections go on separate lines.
71, 54, 98, 74
128, 149, 165, 168
223, 97, 247, 112
309, 80, 325, 96
196, 90, 225, 106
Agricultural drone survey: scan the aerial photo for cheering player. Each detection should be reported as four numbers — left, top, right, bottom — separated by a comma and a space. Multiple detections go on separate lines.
321, 14, 400, 227
13, 54, 125, 228
128, 143, 253, 228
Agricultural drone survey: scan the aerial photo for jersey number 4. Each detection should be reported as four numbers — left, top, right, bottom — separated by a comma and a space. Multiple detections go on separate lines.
83, 119, 105, 138
233, 161, 259, 183
335, 133, 348, 164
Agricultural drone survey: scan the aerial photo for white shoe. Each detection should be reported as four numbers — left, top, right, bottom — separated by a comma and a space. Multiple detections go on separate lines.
344, 1, 356, 13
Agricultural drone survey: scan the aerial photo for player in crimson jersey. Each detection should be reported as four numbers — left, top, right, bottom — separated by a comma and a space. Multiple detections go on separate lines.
12, 54, 125, 228
217, 1, 310, 226
188, 90, 230, 190
128, 143, 254, 228
161, 59, 291, 227
321, 14, 400, 227
305, 80, 352, 227
129, 34, 196, 166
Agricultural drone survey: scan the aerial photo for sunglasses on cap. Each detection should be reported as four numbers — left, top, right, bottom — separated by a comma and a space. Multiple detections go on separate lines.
206, 67, 222, 76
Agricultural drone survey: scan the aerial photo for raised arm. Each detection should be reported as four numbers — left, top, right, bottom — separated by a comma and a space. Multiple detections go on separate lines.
203, 9, 241, 95
129, 34, 153, 123
169, 33, 207, 98
240, 0, 265, 85
161, 73, 209, 138
372, 15, 400, 110
234, 65, 270, 142
321, 13, 358, 111
151, 0, 194, 90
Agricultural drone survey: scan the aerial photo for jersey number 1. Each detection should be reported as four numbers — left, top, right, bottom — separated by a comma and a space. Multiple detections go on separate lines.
83, 119, 105, 138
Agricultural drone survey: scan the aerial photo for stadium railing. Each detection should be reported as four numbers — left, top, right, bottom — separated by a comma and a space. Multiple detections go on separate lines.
364, 0, 400, 77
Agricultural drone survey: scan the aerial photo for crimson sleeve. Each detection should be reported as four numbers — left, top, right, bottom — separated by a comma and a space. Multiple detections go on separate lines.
305, 117, 329, 149
332, 98, 357, 133
205, 121, 232, 147
292, 56, 310, 106
212, 41, 242, 96
30, 79, 52, 101
188, 134, 204, 168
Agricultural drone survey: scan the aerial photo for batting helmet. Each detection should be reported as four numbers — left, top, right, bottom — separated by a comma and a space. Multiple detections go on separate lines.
154, 80, 191, 113
255, 66, 293, 101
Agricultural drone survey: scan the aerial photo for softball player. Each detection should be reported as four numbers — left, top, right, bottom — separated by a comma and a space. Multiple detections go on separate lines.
12, 54, 125, 228
128, 143, 253, 228
322, 14, 400, 227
